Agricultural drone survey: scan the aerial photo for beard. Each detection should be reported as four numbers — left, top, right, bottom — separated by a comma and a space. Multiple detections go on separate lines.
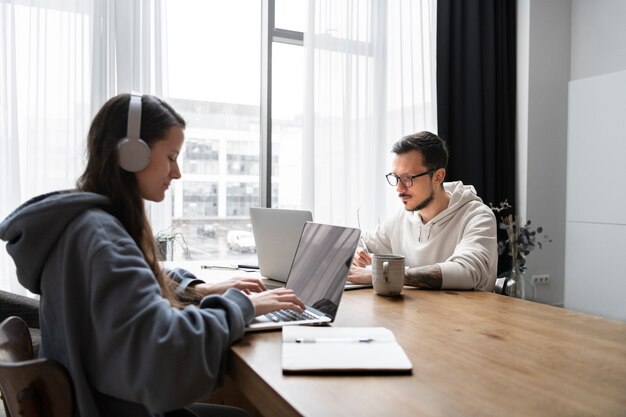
401, 189, 435, 212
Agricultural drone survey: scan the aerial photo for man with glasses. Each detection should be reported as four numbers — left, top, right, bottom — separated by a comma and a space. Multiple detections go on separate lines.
349, 131, 497, 291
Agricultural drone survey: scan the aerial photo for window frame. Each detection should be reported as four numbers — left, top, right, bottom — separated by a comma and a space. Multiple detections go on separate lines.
260, 0, 304, 208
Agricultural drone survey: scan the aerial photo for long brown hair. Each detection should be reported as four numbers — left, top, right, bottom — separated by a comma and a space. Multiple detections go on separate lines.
76, 93, 189, 308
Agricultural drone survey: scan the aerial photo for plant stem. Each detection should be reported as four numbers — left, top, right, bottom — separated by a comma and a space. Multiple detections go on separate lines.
508, 214, 518, 267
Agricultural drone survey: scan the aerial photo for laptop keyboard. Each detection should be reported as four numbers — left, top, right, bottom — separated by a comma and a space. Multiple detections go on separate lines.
265, 309, 318, 323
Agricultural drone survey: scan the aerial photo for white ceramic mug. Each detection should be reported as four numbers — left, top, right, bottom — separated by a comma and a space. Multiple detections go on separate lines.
372, 254, 405, 296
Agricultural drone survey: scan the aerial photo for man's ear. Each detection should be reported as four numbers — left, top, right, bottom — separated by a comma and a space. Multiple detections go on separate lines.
434, 168, 446, 187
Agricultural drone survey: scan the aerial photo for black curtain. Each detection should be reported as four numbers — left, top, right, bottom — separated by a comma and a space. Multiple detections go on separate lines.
436, 0, 516, 274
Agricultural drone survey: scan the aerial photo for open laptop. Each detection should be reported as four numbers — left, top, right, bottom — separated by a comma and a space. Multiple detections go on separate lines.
246, 222, 360, 332
250, 207, 313, 283
250, 207, 370, 290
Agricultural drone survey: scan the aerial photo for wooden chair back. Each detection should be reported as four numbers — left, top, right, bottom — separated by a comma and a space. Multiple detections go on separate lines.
0, 316, 74, 417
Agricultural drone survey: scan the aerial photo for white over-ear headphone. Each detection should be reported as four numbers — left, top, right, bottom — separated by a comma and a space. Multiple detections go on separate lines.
117, 93, 151, 172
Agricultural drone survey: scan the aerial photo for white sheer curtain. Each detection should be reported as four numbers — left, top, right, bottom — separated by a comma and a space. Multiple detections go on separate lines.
91, 0, 166, 110
0, 0, 91, 293
90, 0, 172, 234
0, 0, 168, 293
303, 0, 437, 231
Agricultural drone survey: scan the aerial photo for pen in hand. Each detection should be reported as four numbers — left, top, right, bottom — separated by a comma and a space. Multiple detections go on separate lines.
359, 236, 371, 255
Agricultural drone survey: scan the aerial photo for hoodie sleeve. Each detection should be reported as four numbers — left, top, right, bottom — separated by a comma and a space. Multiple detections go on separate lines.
363, 211, 400, 255
166, 267, 205, 295
78, 218, 254, 413
437, 207, 498, 291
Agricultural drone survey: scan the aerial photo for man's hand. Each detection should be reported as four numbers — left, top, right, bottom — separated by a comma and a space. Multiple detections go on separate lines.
192, 277, 268, 295
347, 265, 372, 284
249, 288, 305, 316
352, 247, 372, 267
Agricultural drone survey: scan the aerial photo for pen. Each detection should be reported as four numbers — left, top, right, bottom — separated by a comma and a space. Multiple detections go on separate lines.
295, 338, 374, 344
201, 265, 238, 270
200, 264, 260, 271
237, 264, 259, 270
359, 236, 371, 255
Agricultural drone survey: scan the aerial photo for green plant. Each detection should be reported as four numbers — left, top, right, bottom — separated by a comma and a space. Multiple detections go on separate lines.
490, 200, 551, 272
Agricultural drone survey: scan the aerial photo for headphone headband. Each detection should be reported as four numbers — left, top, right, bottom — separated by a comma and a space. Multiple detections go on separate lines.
127, 94, 142, 139
117, 93, 151, 172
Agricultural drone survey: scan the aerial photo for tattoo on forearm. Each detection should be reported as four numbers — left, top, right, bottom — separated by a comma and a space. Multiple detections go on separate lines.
404, 265, 443, 290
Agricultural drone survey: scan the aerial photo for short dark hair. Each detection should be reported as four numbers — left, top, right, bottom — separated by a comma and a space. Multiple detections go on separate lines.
391, 131, 448, 170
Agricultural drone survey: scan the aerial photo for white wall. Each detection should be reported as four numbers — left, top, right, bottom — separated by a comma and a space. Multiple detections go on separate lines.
570, 0, 626, 80
564, 1, 626, 321
519, 0, 626, 321
517, 0, 571, 306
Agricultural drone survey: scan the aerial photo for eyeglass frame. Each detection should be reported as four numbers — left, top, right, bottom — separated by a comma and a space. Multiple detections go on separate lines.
385, 169, 437, 187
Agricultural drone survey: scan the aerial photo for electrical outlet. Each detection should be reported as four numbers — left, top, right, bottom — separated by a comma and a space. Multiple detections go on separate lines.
531, 274, 550, 285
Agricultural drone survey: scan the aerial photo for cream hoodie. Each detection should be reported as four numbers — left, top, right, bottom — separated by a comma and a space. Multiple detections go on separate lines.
364, 181, 497, 291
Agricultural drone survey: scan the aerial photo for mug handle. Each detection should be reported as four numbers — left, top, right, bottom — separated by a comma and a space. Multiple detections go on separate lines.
383, 261, 389, 283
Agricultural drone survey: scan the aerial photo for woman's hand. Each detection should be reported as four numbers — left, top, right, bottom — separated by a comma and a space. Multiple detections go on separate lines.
347, 265, 372, 285
249, 288, 305, 317
352, 247, 372, 267
192, 277, 268, 295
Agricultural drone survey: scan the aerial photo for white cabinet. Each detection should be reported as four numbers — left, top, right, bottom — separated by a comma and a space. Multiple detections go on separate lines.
565, 70, 626, 321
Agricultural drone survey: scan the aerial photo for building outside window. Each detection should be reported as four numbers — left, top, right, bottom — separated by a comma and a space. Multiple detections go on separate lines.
162, 0, 305, 262
184, 138, 219, 175
182, 182, 218, 217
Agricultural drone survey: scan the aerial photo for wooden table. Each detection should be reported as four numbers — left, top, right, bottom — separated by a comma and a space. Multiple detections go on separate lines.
220, 289, 626, 417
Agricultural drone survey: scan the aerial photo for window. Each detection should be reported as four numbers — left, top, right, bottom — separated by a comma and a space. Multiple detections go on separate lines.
272, 42, 305, 210
274, 0, 306, 32
227, 141, 259, 176
1, 0, 436, 292
162, 0, 306, 262
182, 182, 218, 217
184, 138, 219, 175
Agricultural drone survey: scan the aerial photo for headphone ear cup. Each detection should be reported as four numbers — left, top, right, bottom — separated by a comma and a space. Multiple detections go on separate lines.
117, 137, 151, 172
118, 93, 150, 172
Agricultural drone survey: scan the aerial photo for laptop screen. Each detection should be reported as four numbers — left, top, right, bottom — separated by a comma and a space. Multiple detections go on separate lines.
250, 207, 313, 282
286, 222, 360, 319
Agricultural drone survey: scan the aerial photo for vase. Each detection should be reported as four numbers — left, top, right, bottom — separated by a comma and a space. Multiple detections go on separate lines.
157, 240, 172, 261
510, 265, 526, 299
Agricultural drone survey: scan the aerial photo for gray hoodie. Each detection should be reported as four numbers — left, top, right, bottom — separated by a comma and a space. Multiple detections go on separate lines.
0, 191, 255, 416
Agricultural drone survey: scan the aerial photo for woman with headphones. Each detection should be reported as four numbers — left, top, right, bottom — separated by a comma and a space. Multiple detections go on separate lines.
0, 93, 304, 417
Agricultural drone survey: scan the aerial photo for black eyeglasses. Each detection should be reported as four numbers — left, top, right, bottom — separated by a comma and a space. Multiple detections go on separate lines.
385, 169, 436, 187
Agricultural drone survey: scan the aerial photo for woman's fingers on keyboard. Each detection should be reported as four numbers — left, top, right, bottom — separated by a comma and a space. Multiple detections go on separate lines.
249, 289, 305, 316
271, 289, 305, 310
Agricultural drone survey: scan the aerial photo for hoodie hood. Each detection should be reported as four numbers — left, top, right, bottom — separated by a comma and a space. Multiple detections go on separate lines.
408, 181, 485, 240
0, 191, 111, 293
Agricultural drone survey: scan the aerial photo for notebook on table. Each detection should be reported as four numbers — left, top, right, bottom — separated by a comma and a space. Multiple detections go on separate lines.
245, 222, 360, 332
281, 326, 413, 374
250, 207, 313, 284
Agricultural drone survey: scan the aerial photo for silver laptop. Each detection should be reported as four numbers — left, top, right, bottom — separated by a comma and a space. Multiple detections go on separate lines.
250, 207, 313, 283
246, 222, 360, 332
